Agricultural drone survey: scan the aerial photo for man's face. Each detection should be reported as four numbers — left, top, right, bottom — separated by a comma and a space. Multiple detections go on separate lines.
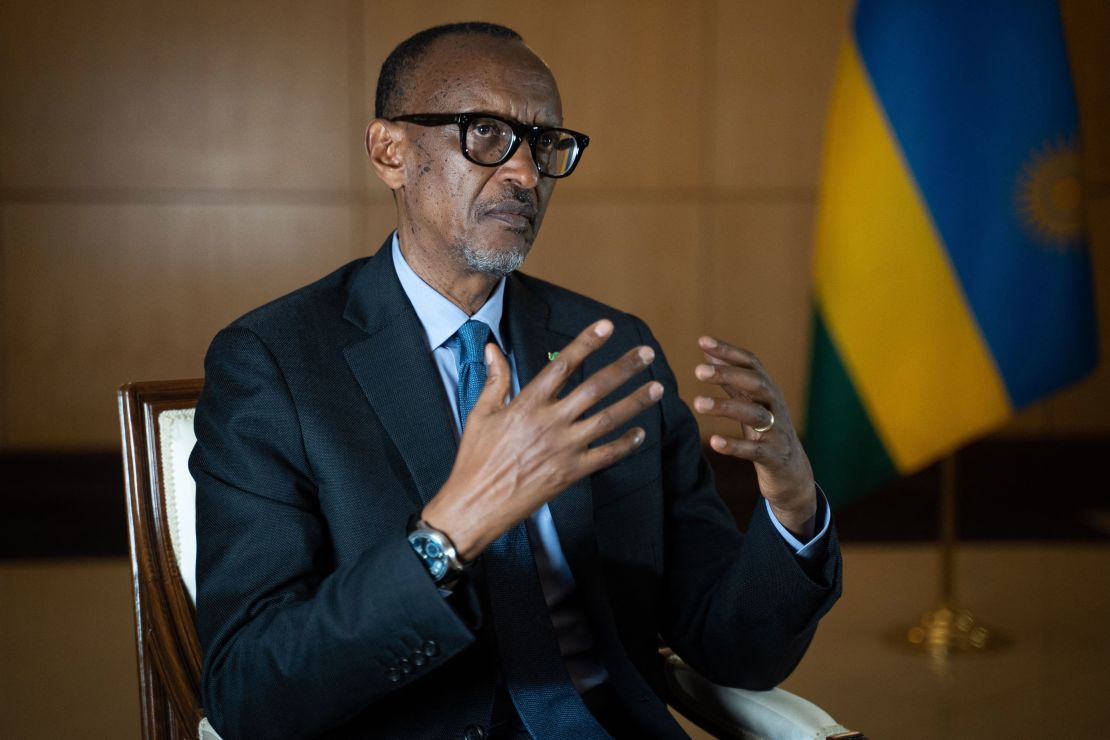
393, 36, 563, 275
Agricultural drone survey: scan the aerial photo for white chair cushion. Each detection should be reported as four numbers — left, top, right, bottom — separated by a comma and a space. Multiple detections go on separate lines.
198, 717, 223, 740
156, 413, 224, 740
158, 408, 199, 606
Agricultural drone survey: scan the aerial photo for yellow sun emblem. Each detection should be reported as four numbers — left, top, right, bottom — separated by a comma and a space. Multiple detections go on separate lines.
1015, 137, 1084, 249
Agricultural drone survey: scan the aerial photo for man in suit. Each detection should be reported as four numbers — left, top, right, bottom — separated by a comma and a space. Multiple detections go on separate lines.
192, 21, 841, 740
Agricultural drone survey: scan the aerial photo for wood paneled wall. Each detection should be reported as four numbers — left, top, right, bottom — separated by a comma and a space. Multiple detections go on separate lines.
2, 0, 1107, 449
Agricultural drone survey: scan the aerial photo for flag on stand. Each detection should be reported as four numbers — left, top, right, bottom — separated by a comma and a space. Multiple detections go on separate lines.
805, 0, 1098, 508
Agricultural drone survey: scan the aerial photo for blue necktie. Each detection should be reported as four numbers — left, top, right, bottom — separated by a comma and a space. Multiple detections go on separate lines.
453, 320, 609, 739
455, 320, 491, 429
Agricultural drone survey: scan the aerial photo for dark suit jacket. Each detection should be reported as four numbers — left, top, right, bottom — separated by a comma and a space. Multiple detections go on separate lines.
191, 237, 842, 740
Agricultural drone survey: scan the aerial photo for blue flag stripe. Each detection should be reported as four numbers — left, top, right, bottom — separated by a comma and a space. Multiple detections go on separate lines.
853, 0, 1097, 407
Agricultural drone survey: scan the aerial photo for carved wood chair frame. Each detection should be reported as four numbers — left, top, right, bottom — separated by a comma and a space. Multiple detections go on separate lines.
119, 379, 205, 740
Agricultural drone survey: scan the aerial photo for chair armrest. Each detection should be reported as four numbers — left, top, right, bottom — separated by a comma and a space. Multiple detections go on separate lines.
663, 653, 864, 740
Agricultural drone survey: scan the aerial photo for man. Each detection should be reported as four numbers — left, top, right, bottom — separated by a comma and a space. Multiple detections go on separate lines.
192, 21, 841, 740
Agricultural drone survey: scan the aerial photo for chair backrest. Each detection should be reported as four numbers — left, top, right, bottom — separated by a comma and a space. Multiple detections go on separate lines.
119, 379, 205, 740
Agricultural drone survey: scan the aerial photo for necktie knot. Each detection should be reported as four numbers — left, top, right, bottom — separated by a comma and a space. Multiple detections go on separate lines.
456, 320, 491, 366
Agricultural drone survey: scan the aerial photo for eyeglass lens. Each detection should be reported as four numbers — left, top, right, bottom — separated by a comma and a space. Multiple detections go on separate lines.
465, 117, 580, 176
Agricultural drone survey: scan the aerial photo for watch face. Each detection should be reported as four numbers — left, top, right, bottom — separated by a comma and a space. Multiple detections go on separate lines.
409, 532, 449, 581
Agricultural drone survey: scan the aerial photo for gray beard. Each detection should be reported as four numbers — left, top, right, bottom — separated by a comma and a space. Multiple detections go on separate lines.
460, 241, 530, 276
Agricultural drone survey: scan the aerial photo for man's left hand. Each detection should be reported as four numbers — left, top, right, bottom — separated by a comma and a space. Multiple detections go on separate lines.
692, 335, 817, 540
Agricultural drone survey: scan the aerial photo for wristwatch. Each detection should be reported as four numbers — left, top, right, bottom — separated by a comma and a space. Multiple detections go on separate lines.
407, 517, 469, 585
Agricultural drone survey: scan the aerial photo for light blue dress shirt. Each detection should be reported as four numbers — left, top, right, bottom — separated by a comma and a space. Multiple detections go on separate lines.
390, 234, 830, 692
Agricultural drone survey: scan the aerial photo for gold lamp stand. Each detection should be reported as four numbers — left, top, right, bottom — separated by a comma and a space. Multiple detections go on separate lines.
894, 455, 1009, 666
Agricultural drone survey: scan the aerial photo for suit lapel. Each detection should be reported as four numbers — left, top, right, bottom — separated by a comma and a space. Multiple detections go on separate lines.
342, 240, 458, 506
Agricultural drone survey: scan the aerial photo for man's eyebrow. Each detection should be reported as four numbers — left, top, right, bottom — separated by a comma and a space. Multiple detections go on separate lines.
462, 111, 564, 128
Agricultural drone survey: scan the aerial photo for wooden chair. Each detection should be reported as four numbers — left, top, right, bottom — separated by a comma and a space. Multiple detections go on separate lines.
119, 379, 214, 740
119, 378, 861, 740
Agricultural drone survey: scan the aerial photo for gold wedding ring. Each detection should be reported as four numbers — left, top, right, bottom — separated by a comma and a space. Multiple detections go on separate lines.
752, 411, 775, 434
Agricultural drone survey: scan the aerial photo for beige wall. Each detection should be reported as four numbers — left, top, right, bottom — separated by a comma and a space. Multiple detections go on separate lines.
2, 0, 1108, 450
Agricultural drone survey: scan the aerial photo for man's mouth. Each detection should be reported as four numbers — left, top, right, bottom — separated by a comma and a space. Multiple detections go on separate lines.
483, 202, 536, 230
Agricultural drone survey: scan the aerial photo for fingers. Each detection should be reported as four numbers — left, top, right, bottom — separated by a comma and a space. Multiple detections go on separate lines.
694, 362, 773, 403
709, 434, 782, 464
561, 344, 657, 418
578, 426, 648, 475
693, 335, 787, 440
528, 319, 615, 399
572, 380, 663, 444
698, 336, 762, 370
695, 337, 775, 404
693, 395, 772, 430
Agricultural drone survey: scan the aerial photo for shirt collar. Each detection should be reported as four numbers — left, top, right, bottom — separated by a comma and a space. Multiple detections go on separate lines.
391, 232, 508, 353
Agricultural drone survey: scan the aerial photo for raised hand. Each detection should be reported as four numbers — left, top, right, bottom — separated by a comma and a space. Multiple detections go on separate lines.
692, 336, 817, 539
422, 319, 664, 561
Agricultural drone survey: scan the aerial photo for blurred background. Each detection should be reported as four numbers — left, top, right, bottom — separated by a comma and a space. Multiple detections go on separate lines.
2, 1, 1108, 738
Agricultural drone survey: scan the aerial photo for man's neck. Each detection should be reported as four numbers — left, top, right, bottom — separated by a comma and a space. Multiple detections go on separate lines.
397, 235, 501, 316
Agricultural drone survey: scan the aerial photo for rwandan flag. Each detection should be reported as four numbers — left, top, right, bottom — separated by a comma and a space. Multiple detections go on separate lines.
805, 0, 1098, 508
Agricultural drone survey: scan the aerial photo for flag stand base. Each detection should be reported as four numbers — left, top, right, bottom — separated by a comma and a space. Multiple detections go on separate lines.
886, 455, 1011, 665
900, 604, 1008, 656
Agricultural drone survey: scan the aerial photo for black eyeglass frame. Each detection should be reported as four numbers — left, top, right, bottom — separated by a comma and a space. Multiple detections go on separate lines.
390, 112, 590, 178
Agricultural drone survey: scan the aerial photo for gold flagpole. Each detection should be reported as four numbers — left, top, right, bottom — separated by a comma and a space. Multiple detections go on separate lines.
896, 454, 1009, 664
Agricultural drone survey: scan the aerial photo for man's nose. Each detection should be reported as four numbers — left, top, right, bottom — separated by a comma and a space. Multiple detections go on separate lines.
497, 140, 540, 189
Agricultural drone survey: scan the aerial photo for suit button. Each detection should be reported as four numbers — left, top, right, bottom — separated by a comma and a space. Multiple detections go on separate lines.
462, 725, 485, 740
423, 640, 440, 656
399, 658, 412, 675
412, 652, 427, 667
386, 668, 402, 683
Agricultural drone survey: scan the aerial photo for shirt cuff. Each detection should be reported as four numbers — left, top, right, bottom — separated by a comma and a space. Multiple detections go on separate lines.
765, 485, 831, 561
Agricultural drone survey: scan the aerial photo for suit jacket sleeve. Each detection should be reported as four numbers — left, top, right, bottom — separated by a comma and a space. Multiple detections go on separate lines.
636, 318, 843, 690
191, 325, 476, 739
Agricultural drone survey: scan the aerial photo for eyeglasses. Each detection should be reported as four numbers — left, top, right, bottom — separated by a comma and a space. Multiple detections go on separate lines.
390, 112, 590, 178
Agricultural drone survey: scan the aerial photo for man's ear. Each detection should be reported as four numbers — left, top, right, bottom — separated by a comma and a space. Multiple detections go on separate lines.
366, 119, 406, 190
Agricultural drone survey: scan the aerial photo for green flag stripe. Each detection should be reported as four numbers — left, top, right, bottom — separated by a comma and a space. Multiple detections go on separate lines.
805, 309, 898, 508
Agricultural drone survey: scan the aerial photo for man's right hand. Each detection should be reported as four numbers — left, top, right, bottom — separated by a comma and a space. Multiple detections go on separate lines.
421, 318, 664, 562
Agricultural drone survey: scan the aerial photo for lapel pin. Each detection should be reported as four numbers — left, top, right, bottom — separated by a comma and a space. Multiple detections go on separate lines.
547, 351, 560, 361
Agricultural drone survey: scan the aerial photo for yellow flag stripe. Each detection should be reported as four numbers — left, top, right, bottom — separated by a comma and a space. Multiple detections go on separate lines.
812, 40, 1012, 473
